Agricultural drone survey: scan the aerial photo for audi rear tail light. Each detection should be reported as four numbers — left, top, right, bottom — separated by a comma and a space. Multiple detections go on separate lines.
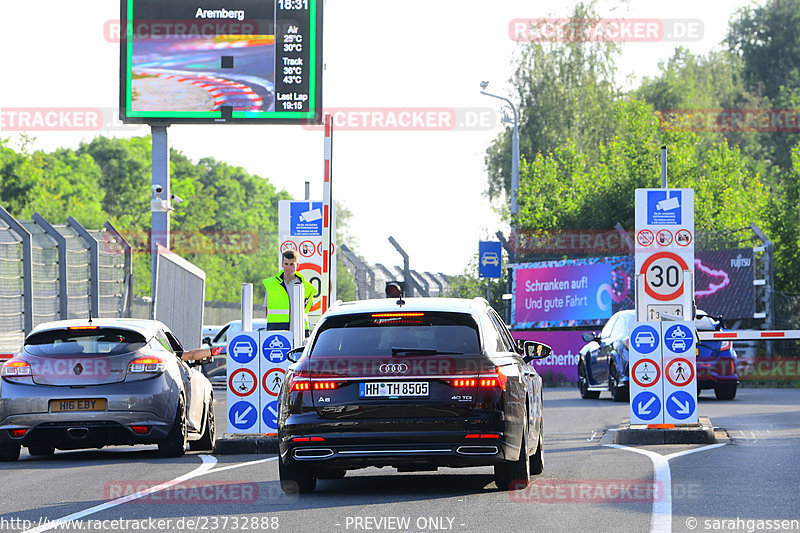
478, 368, 507, 390
313, 381, 339, 390
451, 378, 477, 387
128, 356, 165, 374
291, 380, 311, 391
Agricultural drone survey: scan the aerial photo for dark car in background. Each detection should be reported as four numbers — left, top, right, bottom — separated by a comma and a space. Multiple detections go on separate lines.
694, 312, 739, 400
0, 319, 216, 461
578, 310, 635, 402
277, 297, 552, 493
577, 309, 739, 402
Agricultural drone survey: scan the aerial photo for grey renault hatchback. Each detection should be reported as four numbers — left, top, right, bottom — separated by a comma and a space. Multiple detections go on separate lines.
0, 319, 215, 460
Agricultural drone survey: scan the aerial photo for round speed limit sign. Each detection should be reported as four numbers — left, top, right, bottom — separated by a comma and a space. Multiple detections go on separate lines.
640, 252, 689, 301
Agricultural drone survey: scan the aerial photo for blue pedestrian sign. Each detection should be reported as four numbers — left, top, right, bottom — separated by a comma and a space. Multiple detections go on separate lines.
229, 335, 257, 364
664, 324, 693, 353
262, 400, 280, 431
647, 190, 682, 225
478, 241, 502, 278
632, 391, 661, 421
666, 391, 696, 420
630, 325, 659, 354
228, 400, 258, 431
263, 334, 290, 364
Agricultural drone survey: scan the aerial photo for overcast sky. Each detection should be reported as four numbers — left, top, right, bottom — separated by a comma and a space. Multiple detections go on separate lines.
0, 0, 759, 275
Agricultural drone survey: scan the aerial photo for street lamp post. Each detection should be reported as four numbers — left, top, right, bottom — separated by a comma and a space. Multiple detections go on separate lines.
480, 81, 519, 216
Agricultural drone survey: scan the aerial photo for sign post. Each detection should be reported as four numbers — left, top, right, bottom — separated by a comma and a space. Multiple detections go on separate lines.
635, 188, 695, 321
631, 188, 699, 426
629, 322, 664, 425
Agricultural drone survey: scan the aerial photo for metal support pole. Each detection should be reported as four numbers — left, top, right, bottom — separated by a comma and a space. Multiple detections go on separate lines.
103, 221, 133, 318
67, 216, 99, 319
0, 206, 33, 333
388, 236, 414, 296
33, 213, 68, 320
151, 125, 171, 301
290, 283, 304, 347
241, 283, 253, 332
661, 145, 667, 188
321, 115, 335, 311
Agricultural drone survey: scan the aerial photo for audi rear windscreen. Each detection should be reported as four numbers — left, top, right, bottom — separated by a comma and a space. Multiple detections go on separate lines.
309, 312, 481, 358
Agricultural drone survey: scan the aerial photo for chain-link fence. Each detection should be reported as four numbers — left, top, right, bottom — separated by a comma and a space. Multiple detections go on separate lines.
0, 207, 132, 353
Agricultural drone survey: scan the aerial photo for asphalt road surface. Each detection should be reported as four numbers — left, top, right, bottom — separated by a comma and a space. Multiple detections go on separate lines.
1, 388, 798, 533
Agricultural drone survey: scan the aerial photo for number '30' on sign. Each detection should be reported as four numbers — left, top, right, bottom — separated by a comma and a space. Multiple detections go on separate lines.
640, 252, 689, 301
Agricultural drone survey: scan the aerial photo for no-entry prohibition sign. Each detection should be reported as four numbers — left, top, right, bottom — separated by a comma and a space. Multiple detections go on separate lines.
640, 251, 689, 302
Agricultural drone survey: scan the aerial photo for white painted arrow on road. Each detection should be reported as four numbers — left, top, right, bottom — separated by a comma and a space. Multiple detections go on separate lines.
234, 405, 254, 425
637, 396, 656, 415
671, 397, 691, 414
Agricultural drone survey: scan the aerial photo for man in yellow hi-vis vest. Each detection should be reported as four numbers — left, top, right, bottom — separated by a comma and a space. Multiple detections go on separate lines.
263, 250, 316, 334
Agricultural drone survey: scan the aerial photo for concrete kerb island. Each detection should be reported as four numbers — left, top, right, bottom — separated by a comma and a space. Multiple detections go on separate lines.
214, 434, 279, 455
601, 416, 719, 445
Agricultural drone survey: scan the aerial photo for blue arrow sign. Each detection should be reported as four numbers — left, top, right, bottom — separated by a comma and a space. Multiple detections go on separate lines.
666, 391, 695, 420
228, 400, 258, 430
478, 241, 502, 279
263, 334, 291, 364
630, 325, 659, 354
229, 335, 257, 364
664, 324, 693, 353
632, 391, 662, 421
262, 400, 280, 431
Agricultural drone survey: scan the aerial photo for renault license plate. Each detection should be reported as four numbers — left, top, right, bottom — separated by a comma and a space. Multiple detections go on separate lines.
359, 382, 428, 398
50, 399, 107, 412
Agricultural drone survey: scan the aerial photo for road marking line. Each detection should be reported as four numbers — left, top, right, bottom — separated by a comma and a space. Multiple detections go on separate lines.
603, 443, 727, 533
23, 455, 218, 533
23, 454, 279, 533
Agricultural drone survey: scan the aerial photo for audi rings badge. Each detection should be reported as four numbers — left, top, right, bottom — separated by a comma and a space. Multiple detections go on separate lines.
378, 363, 409, 374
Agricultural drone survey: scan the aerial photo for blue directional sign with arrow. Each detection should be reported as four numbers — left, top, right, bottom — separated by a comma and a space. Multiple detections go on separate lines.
666, 390, 696, 421
262, 400, 280, 431
632, 391, 662, 422
228, 400, 258, 431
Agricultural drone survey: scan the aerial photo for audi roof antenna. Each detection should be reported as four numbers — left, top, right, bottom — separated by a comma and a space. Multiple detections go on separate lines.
88, 309, 93, 324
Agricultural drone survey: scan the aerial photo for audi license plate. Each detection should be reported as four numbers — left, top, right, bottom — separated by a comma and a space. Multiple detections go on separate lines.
359, 381, 429, 398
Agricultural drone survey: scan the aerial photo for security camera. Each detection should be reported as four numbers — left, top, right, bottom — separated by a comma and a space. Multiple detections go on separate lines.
480, 81, 489, 90
171, 194, 184, 204
151, 184, 163, 194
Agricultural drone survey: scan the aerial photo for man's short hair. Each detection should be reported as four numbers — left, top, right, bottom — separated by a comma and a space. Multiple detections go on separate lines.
282, 250, 297, 261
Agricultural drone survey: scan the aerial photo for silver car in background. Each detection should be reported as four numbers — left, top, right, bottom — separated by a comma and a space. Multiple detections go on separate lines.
0, 319, 215, 461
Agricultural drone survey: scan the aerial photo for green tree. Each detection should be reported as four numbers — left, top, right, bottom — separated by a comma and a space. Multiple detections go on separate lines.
485, 2, 621, 206
727, 0, 800, 171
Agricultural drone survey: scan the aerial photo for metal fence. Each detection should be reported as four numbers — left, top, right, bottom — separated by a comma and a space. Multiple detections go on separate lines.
339, 244, 451, 300
0, 207, 132, 353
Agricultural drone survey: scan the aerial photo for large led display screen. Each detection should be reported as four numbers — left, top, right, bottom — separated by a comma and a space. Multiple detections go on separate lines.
120, 0, 322, 124
511, 249, 755, 329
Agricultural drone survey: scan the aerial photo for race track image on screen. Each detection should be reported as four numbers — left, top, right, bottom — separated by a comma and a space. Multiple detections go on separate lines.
121, 0, 321, 124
